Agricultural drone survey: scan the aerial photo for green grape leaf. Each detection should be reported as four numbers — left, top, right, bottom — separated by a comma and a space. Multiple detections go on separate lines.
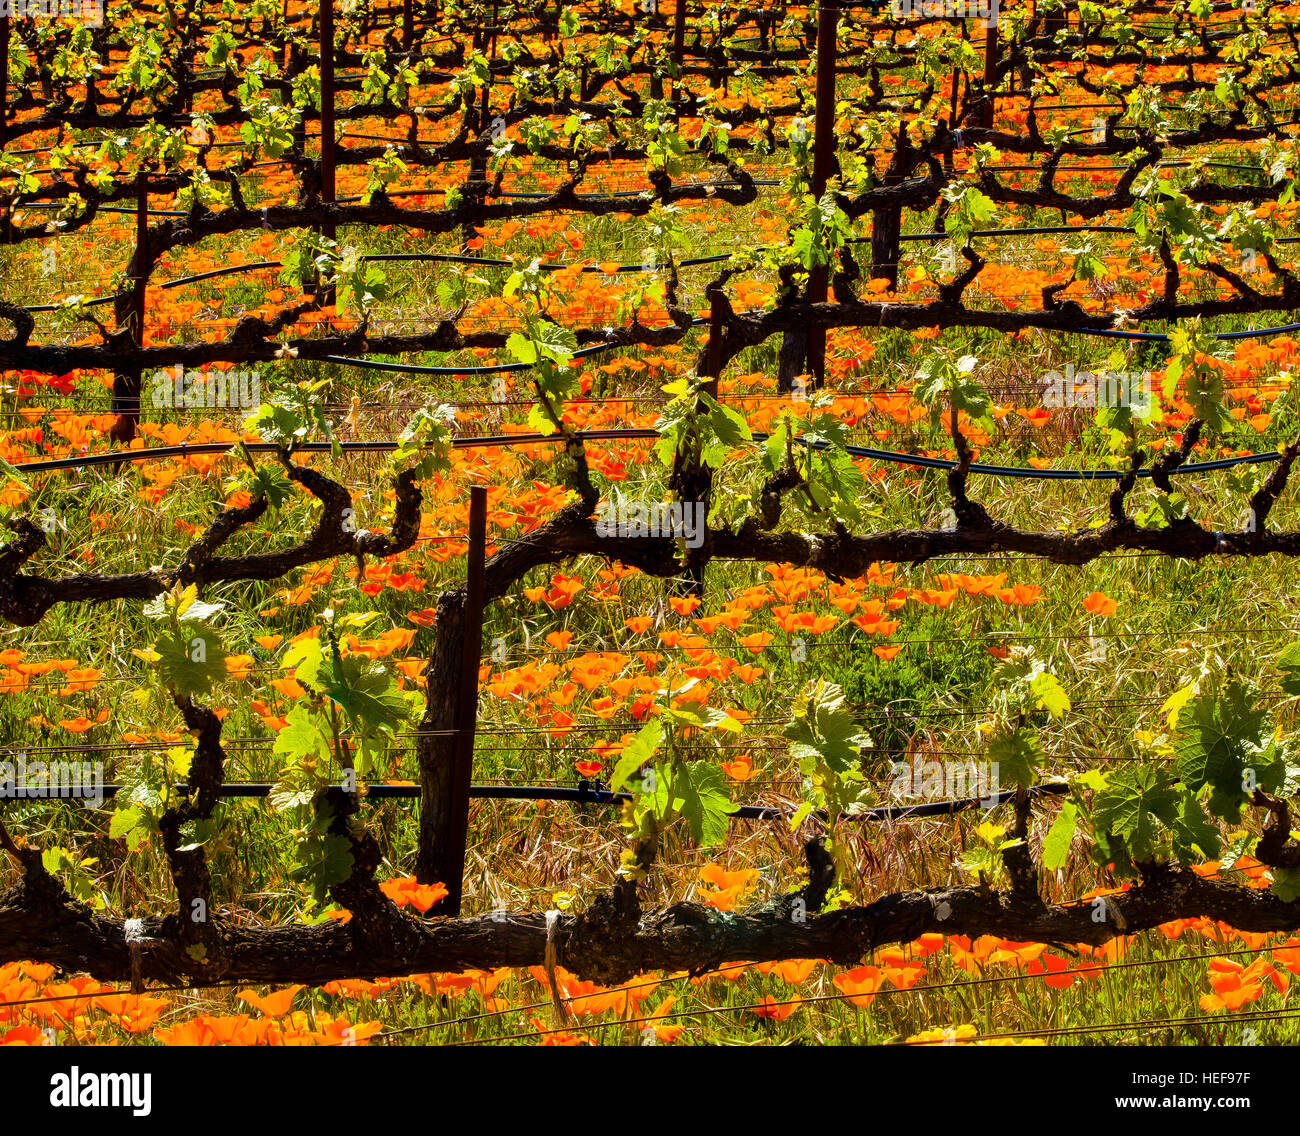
394, 405, 456, 479
788, 801, 814, 831
1220, 831, 1253, 872
1268, 865, 1300, 903
609, 719, 664, 791
785, 678, 872, 777
1041, 801, 1078, 871
153, 628, 228, 698
1174, 680, 1281, 822
269, 774, 319, 813
273, 704, 335, 764
320, 659, 409, 739
1075, 768, 1109, 791
675, 761, 739, 847
109, 805, 143, 841
290, 831, 354, 904
1092, 766, 1180, 862
507, 320, 576, 366
987, 727, 1042, 789
1277, 643, 1300, 696
1170, 788, 1221, 863
1030, 672, 1071, 718
247, 462, 293, 511
244, 401, 304, 447
806, 442, 866, 526
282, 635, 324, 689
700, 392, 752, 449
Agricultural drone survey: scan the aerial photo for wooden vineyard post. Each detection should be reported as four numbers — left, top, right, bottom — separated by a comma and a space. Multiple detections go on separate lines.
133, 172, 148, 343
109, 173, 149, 443
319, 0, 337, 305
805, 0, 839, 386
672, 0, 687, 66
461, 3, 497, 249
670, 0, 687, 101
484, 0, 498, 133
1045, 0, 1070, 35
441, 485, 488, 915
0, 11, 8, 152
703, 288, 724, 398
946, 17, 967, 168
870, 158, 903, 289
403, 0, 414, 49
463, 16, 487, 250
678, 288, 726, 599
982, 0, 1000, 128
320, 0, 336, 218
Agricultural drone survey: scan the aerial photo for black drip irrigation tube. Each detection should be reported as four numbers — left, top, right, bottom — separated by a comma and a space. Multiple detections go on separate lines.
24, 217, 1300, 342
8, 427, 1295, 484
82, 778, 1071, 823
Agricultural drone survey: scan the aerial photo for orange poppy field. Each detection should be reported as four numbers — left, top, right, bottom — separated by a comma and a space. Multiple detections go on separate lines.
4, 0, 1300, 1073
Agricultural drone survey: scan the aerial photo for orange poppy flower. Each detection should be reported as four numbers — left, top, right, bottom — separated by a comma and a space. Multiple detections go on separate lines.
379, 877, 450, 914
529, 1015, 592, 1046
644, 996, 685, 1043
752, 994, 802, 1020
57, 667, 103, 695
238, 985, 305, 1018
223, 654, 254, 680
0, 1024, 48, 1045
770, 958, 817, 985
1082, 592, 1117, 616
833, 965, 882, 1007
96, 994, 169, 1034
269, 677, 306, 699
154, 1019, 219, 1046
720, 754, 755, 780
1026, 953, 1077, 989
699, 864, 759, 891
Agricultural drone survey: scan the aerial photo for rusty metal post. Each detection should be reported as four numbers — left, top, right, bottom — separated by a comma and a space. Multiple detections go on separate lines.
806, 0, 838, 386
439, 484, 488, 915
